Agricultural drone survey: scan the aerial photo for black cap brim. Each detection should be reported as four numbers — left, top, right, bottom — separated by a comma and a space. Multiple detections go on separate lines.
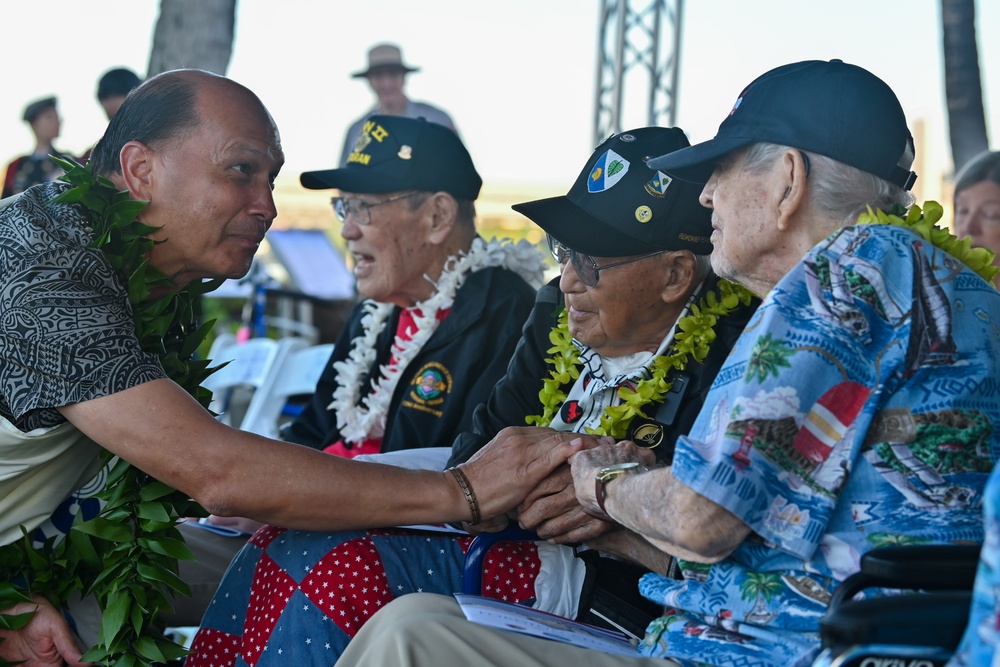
300, 167, 407, 193
647, 134, 755, 182
513, 196, 667, 257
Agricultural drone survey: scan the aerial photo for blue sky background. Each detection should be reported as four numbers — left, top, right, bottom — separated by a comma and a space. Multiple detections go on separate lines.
3, 0, 998, 193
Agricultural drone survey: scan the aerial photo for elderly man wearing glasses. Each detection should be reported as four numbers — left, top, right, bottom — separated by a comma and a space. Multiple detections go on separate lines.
185, 126, 758, 666
286, 115, 545, 458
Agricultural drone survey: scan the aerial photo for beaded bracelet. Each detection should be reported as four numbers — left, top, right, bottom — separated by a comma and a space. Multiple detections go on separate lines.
448, 466, 481, 525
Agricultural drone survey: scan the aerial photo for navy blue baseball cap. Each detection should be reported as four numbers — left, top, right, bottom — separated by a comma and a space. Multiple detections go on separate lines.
512, 127, 712, 257
650, 60, 917, 191
300, 115, 482, 200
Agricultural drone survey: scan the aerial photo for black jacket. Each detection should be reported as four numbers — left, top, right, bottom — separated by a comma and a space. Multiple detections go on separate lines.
284, 266, 537, 453
447, 274, 759, 467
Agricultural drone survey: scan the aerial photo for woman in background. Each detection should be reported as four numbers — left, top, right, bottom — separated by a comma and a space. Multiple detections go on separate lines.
954, 150, 1000, 287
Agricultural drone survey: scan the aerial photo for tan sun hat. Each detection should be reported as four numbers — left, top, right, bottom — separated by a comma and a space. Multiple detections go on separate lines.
351, 43, 420, 78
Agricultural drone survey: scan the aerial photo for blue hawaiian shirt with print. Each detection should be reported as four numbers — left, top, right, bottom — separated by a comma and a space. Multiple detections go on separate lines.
637, 224, 1000, 667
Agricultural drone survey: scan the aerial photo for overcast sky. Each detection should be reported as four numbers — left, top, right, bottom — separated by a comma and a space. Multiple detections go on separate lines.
3, 0, 998, 194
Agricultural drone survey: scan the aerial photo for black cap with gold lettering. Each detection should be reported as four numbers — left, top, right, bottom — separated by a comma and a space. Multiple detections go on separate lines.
300, 115, 482, 200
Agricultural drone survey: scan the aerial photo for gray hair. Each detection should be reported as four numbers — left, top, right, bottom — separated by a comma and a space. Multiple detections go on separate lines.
742, 142, 914, 226
954, 150, 1000, 197
407, 191, 477, 230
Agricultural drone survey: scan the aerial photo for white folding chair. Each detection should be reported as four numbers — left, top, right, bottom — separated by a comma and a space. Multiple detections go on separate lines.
202, 337, 291, 427
239, 341, 335, 439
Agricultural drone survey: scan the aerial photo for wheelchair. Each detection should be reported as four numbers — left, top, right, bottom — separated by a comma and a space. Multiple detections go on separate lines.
465, 532, 981, 666
813, 543, 980, 667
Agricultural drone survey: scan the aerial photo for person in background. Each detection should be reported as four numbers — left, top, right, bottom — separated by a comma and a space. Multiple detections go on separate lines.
338, 43, 456, 167
952, 149, 1000, 287
336, 58, 1000, 667
96, 67, 143, 121
2, 97, 72, 199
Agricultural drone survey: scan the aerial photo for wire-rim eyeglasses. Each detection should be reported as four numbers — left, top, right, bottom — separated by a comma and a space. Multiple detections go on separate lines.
331, 191, 420, 225
546, 233, 665, 287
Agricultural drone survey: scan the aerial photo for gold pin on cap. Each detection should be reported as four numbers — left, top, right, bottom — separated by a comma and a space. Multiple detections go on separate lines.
398, 145, 413, 160
635, 205, 652, 223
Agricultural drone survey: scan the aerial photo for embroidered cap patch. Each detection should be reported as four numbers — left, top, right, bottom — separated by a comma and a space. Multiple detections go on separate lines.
588, 149, 630, 193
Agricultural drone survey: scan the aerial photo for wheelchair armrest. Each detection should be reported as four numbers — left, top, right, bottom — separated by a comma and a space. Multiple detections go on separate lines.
821, 590, 972, 651
829, 544, 980, 607
461, 526, 540, 595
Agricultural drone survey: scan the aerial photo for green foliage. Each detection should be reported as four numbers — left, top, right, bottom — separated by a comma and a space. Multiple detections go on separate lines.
526, 280, 754, 439
858, 200, 1000, 284
0, 158, 220, 666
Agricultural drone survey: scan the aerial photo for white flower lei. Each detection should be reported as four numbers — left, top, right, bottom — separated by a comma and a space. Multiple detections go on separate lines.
329, 237, 547, 444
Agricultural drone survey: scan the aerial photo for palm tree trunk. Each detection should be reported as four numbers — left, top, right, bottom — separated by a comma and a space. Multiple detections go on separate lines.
147, 0, 237, 77
941, 0, 989, 172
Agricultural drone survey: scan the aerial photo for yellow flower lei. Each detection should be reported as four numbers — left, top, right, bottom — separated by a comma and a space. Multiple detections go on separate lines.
525, 280, 754, 438
857, 200, 999, 284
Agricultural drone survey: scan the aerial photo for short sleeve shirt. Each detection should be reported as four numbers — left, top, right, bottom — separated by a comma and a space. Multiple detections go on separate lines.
637, 224, 1000, 667
0, 183, 166, 432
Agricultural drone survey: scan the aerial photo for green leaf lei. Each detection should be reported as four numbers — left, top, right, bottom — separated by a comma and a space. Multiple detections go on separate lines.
857, 199, 1000, 284
526, 279, 754, 438
0, 157, 223, 667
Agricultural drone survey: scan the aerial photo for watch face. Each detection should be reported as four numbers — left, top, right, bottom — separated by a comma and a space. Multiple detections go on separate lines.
597, 461, 640, 481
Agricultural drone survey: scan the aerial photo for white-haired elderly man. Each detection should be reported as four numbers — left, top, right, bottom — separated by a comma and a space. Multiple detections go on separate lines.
335, 59, 1000, 667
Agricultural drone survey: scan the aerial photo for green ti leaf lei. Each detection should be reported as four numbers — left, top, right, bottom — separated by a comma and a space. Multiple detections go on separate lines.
526, 279, 754, 438
0, 157, 223, 667
857, 199, 1000, 284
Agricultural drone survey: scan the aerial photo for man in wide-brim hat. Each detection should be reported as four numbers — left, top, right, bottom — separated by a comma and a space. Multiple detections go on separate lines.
338, 42, 457, 166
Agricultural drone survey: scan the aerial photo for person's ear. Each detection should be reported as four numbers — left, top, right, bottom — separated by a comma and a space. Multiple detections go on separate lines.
775, 149, 808, 231
119, 141, 154, 200
659, 250, 698, 304
425, 192, 459, 244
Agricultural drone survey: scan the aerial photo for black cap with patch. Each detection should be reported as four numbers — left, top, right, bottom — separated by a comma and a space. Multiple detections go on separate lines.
300, 115, 481, 200
512, 126, 712, 257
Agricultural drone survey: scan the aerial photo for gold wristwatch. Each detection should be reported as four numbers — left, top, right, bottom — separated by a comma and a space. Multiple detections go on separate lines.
595, 461, 641, 516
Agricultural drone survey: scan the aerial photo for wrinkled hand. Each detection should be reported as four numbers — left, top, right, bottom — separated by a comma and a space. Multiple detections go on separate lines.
0, 596, 91, 667
570, 441, 657, 516
515, 464, 616, 544
461, 427, 585, 524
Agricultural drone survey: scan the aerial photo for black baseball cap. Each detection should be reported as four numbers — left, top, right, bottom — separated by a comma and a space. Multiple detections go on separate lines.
513, 127, 712, 257
22, 97, 57, 123
650, 59, 917, 191
97, 68, 142, 100
300, 115, 481, 200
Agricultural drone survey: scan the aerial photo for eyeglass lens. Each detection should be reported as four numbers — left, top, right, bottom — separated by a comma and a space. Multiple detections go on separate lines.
546, 234, 599, 286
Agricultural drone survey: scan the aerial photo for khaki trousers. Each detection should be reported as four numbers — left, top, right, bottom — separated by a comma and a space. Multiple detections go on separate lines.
336, 593, 679, 667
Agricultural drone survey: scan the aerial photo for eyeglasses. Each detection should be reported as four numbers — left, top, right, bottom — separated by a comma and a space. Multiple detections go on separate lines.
331, 191, 419, 225
546, 234, 665, 287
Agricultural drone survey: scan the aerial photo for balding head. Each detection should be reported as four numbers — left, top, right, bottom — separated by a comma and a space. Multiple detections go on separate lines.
89, 69, 279, 178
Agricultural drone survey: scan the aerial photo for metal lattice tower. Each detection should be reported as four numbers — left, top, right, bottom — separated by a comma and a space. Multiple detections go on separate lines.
593, 0, 684, 146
